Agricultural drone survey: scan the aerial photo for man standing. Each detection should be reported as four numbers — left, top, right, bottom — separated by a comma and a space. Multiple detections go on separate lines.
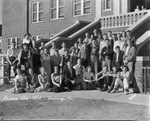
59, 42, 68, 57
50, 41, 58, 56
78, 43, 90, 68
124, 39, 136, 87
6, 41, 19, 82
101, 39, 113, 72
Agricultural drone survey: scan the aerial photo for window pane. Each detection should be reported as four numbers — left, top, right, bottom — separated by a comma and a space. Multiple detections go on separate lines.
84, 1, 91, 7
74, 0, 81, 3
75, 3, 81, 10
33, 3, 37, 12
75, 10, 81, 15
106, 0, 111, 9
59, 0, 64, 6
33, 13, 37, 22
84, 7, 91, 14
39, 2, 43, 11
16, 38, 21, 46
59, 7, 64, 18
12, 38, 15, 42
7, 38, 11, 46
51, 0, 57, 8
39, 12, 43, 21
51, 9, 57, 19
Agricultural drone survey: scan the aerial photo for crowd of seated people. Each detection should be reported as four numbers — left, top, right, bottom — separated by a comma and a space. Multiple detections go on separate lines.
6, 29, 137, 95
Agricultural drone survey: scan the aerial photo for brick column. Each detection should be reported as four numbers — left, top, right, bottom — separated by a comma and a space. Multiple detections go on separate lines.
135, 56, 150, 93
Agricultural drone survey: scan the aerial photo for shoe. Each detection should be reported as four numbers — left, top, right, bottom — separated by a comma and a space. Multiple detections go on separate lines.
110, 89, 116, 93
107, 87, 113, 93
124, 91, 128, 95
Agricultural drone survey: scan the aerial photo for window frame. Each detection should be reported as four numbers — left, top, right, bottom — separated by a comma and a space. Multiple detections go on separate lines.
32, 1, 44, 23
73, 0, 92, 17
104, 0, 111, 11
7, 37, 21, 49
51, 0, 65, 20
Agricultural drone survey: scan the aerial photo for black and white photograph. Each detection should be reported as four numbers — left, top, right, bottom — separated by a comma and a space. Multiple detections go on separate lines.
0, 0, 150, 120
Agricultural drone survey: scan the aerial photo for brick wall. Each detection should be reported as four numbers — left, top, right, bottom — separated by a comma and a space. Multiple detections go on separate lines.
2, 0, 27, 54
29, 0, 96, 38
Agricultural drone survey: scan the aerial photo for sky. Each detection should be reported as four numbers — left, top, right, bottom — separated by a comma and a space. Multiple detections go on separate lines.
0, 0, 2, 24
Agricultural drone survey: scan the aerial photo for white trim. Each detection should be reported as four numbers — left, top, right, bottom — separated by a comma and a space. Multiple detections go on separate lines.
104, 0, 111, 11
73, 0, 91, 16
32, 1, 44, 23
51, 0, 65, 20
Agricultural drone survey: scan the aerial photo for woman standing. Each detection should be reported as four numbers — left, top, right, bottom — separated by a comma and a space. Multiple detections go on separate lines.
22, 33, 33, 49
40, 48, 51, 82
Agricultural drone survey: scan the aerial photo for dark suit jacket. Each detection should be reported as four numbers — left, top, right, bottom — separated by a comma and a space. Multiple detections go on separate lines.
112, 52, 123, 68
101, 45, 113, 60
63, 67, 76, 80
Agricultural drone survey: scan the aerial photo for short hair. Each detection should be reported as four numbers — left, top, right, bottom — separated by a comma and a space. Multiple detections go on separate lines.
86, 66, 91, 72
103, 33, 107, 36
108, 31, 112, 33
11, 40, 16, 44
116, 46, 120, 49
40, 67, 45, 72
24, 33, 31, 37
126, 30, 131, 33
22, 43, 28, 47
122, 65, 129, 71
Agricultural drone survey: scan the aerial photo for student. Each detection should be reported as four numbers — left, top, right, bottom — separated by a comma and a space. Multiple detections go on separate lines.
107, 66, 120, 93
60, 49, 70, 69
126, 30, 136, 47
123, 39, 136, 87
31, 39, 41, 74
34, 67, 50, 92
18, 43, 32, 70
22, 33, 33, 49
95, 66, 110, 91
78, 43, 90, 68
73, 58, 86, 90
112, 46, 123, 69
83, 32, 91, 44
27, 68, 40, 93
51, 50, 61, 72
39, 42, 45, 55
83, 66, 96, 90
49, 41, 58, 56
51, 66, 65, 93
63, 61, 76, 90
77, 38, 83, 50
59, 42, 68, 57
7, 68, 29, 94
40, 48, 51, 82
111, 65, 131, 95
101, 39, 113, 72
90, 39, 99, 75
70, 48, 78, 66
6, 41, 19, 82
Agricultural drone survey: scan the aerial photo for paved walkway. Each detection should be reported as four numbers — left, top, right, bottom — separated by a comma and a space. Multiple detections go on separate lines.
0, 89, 149, 107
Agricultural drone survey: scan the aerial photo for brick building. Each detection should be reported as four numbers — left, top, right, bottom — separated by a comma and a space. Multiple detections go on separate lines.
1, 0, 150, 92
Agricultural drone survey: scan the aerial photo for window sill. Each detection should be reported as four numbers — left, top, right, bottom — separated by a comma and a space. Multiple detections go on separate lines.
51, 17, 65, 21
73, 13, 92, 17
32, 21, 44, 24
103, 9, 112, 12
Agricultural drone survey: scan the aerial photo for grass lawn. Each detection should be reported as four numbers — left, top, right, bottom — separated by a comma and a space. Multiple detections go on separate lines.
0, 97, 149, 120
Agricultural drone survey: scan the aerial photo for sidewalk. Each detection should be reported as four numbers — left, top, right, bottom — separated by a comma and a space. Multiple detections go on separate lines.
0, 89, 149, 107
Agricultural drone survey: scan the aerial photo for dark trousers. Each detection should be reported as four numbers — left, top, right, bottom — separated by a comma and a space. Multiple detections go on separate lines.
81, 58, 88, 68
96, 76, 110, 88
7, 57, 18, 80
64, 79, 75, 90
52, 85, 65, 93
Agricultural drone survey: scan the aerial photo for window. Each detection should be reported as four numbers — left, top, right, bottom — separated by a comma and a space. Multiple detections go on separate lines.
104, 0, 111, 10
74, 0, 91, 16
32, 35, 43, 41
32, 1, 44, 23
51, 0, 65, 19
7, 37, 21, 49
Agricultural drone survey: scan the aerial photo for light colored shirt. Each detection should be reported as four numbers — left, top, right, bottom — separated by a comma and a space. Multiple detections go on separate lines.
23, 39, 30, 44
59, 48, 66, 57
125, 46, 130, 56
99, 40, 106, 53
7, 48, 19, 57
50, 47, 58, 56
113, 40, 124, 52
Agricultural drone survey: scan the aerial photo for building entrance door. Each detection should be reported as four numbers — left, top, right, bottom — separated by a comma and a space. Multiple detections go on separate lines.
129, 0, 150, 12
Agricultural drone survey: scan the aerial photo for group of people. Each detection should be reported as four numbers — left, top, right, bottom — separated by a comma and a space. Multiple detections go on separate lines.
6, 29, 137, 95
